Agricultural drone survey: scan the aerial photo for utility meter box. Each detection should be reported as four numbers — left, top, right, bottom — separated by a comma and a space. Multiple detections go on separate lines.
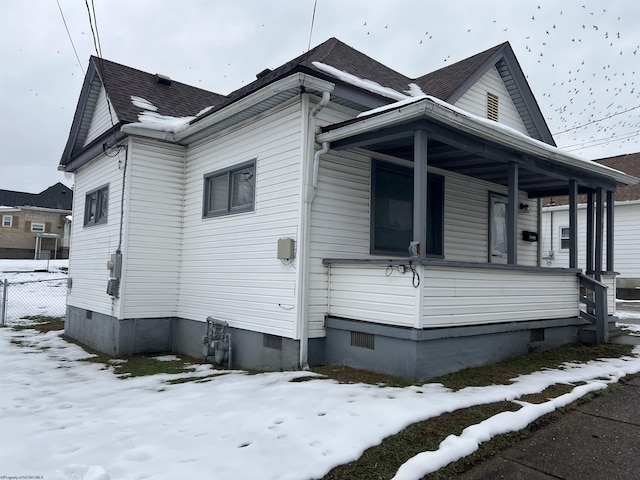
108, 252, 122, 278
277, 238, 295, 260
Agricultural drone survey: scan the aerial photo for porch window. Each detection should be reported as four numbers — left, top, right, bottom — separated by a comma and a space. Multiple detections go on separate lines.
560, 227, 570, 249
203, 160, 256, 218
84, 185, 108, 227
371, 160, 444, 256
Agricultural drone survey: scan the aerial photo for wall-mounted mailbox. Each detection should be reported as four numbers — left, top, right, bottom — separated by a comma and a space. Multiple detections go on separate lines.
277, 238, 295, 260
522, 231, 538, 242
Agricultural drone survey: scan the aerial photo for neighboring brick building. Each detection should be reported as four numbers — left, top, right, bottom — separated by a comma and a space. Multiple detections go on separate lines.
0, 183, 73, 259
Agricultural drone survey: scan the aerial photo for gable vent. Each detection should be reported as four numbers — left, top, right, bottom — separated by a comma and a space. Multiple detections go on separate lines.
487, 92, 499, 122
351, 331, 375, 350
155, 73, 172, 86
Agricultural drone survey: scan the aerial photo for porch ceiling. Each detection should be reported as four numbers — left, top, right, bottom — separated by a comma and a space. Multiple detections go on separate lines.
318, 98, 637, 198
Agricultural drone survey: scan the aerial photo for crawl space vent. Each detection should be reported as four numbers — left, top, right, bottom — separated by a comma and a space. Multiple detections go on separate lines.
351, 331, 375, 350
263, 334, 283, 350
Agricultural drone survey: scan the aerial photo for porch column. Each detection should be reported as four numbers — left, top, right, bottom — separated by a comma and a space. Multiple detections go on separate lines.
606, 190, 614, 272
507, 162, 518, 265
413, 129, 428, 259
595, 188, 604, 281
586, 193, 594, 275
568, 180, 578, 269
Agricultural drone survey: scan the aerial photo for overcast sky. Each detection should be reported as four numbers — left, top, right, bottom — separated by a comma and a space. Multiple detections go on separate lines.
1, 0, 638, 193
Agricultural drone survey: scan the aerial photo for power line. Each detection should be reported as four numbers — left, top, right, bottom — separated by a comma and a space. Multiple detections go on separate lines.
306, 0, 319, 53
563, 131, 640, 152
55, 0, 85, 75
553, 105, 640, 135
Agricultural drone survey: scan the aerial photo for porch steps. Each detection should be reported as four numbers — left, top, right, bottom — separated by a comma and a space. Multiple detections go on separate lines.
578, 323, 622, 344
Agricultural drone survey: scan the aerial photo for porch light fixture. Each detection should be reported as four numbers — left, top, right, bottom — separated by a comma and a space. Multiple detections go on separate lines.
519, 203, 530, 213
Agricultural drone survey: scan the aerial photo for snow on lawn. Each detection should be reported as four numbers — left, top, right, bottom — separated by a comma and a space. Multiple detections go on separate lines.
2, 262, 640, 480
0, 328, 638, 480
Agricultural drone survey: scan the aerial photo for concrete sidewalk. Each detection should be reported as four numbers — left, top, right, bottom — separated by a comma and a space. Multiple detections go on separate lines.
459, 337, 640, 480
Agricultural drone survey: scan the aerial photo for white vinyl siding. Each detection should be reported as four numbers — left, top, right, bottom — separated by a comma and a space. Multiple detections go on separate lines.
177, 100, 303, 337
326, 264, 579, 329
67, 151, 125, 316
541, 201, 640, 279
83, 86, 117, 147
121, 138, 186, 318
454, 66, 528, 135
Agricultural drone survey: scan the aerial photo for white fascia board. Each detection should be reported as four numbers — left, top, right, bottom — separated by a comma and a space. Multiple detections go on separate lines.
176, 73, 335, 143
317, 97, 638, 187
122, 73, 335, 143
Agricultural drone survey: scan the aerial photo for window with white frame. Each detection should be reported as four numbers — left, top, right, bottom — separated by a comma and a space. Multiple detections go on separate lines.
84, 185, 108, 226
31, 222, 45, 232
560, 227, 570, 249
2, 215, 12, 227
203, 160, 256, 217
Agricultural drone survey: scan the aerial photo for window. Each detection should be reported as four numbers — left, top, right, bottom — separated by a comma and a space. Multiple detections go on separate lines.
84, 185, 108, 226
31, 222, 45, 232
371, 160, 444, 256
489, 193, 508, 263
204, 161, 256, 217
560, 227, 570, 249
2, 215, 12, 227
487, 92, 499, 122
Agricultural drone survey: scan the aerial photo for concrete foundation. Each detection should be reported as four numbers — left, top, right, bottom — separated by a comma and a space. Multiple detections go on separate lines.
324, 316, 588, 381
617, 278, 640, 300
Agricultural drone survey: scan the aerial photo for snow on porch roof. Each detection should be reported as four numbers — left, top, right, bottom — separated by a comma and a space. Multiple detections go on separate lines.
317, 96, 637, 196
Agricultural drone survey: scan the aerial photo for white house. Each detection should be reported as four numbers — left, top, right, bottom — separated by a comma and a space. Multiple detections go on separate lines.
541, 153, 640, 299
58, 38, 637, 380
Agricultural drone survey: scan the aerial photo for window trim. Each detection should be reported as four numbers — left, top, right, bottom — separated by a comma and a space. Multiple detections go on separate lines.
1, 215, 12, 227
560, 226, 570, 250
84, 184, 109, 227
203, 160, 256, 218
31, 222, 45, 233
370, 160, 444, 257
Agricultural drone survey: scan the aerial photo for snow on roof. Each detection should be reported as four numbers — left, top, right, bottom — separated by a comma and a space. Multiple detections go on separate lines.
312, 61, 407, 101
131, 96, 158, 112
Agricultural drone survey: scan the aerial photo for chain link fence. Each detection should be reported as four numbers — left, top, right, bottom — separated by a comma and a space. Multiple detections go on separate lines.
0, 277, 68, 326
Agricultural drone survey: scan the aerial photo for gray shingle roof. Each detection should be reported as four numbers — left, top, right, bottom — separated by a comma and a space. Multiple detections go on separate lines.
92, 56, 226, 124
0, 182, 72, 210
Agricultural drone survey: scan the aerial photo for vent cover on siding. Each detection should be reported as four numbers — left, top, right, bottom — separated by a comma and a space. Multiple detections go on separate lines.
350, 331, 375, 350
487, 92, 499, 122
263, 334, 282, 350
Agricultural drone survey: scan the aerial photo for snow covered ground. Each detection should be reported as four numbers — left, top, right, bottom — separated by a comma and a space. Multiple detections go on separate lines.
2, 261, 640, 480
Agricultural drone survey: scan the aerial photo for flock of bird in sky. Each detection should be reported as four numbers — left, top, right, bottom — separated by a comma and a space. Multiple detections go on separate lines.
357, 3, 638, 157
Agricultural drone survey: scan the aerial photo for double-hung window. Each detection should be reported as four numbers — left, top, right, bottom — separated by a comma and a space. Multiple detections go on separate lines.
84, 185, 108, 226
2, 215, 12, 227
371, 160, 444, 256
560, 227, 570, 250
203, 160, 256, 217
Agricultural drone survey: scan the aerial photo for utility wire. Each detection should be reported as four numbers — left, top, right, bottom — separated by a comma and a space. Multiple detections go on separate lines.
553, 105, 640, 135
563, 131, 640, 152
306, 0, 318, 53
56, 0, 85, 75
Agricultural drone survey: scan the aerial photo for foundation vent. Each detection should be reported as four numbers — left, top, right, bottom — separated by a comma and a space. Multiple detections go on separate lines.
263, 334, 283, 350
531, 328, 545, 342
351, 331, 375, 350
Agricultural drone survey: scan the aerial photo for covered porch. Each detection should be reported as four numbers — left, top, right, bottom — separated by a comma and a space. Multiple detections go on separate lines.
314, 98, 635, 374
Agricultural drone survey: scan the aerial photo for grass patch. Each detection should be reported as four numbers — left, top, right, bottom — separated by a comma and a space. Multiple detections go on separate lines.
323, 401, 520, 480
430, 343, 633, 390
311, 365, 417, 388
12, 316, 65, 333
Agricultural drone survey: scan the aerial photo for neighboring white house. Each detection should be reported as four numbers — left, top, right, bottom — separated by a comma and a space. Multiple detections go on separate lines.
541, 153, 640, 299
58, 38, 637, 380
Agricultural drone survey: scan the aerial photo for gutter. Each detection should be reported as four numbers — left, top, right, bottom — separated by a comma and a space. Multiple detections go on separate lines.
317, 97, 638, 187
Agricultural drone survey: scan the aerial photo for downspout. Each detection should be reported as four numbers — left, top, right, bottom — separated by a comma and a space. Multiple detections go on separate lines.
297, 90, 330, 369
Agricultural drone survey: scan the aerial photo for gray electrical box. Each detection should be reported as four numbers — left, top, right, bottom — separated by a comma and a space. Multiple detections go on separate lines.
108, 252, 122, 279
106, 278, 120, 297
277, 238, 295, 260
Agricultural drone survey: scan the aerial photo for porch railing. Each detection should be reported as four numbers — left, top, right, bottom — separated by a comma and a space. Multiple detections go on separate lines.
578, 273, 608, 343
